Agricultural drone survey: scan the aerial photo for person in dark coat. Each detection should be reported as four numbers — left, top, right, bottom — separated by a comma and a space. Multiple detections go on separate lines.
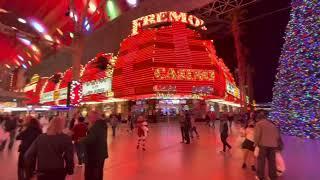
16, 117, 42, 180
72, 116, 88, 166
25, 117, 74, 180
80, 111, 108, 180
179, 113, 186, 143
184, 112, 191, 144
220, 113, 232, 152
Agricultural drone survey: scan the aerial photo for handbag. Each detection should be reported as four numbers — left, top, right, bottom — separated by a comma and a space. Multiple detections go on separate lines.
276, 151, 286, 176
254, 146, 259, 157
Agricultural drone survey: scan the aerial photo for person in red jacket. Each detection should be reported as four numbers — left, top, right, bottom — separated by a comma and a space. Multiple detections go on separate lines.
72, 116, 88, 166
136, 115, 149, 151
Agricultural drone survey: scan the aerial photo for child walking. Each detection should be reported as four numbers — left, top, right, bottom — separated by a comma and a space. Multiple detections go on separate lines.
136, 115, 149, 151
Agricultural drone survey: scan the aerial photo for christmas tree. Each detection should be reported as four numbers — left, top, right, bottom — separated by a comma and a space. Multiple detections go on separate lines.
270, 0, 320, 139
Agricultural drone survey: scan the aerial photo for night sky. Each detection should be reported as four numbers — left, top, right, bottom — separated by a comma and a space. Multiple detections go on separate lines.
209, 0, 291, 103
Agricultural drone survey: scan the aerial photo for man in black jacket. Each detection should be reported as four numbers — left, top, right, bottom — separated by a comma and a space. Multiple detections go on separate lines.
81, 111, 108, 180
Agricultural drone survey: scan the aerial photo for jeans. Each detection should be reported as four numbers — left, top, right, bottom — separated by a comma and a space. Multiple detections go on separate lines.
112, 126, 116, 137
18, 152, 25, 180
184, 126, 190, 144
180, 127, 185, 142
257, 146, 277, 180
220, 134, 231, 152
85, 160, 105, 180
190, 126, 199, 138
75, 142, 85, 165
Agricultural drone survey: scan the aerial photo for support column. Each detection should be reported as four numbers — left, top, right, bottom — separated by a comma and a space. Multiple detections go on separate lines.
231, 10, 247, 112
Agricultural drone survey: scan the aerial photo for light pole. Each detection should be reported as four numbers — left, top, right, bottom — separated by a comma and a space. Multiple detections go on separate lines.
68, 0, 107, 81
231, 9, 248, 112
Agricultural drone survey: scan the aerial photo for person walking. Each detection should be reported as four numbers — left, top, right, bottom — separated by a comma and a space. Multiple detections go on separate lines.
72, 116, 88, 166
0, 115, 18, 151
220, 114, 232, 152
190, 114, 199, 139
16, 117, 42, 180
24, 117, 74, 180
110, 114, 118, 137
127, 113, 134, 133
241, 123, 256, 171
254, 110, 282, 180
228, 112, 234, 130
184, 112, 191, 144
179, 113, 186, 143
80, 111, 108, 180
136, 115, 149, 151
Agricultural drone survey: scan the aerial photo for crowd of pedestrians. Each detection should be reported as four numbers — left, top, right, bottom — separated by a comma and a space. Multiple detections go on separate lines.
0, 109, 285, 180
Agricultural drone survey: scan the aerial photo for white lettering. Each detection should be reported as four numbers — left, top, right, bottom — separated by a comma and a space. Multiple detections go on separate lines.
82, 78, 112, 96
132, 11, 206, 35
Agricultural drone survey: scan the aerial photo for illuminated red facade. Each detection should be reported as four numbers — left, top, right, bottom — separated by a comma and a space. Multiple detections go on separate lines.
40, 73, 62, 106
80, 53, 114, 102
23, 12, 240, 106
24, 76, 47, 105
113, 23, 236, 101
56, 68, 74, 105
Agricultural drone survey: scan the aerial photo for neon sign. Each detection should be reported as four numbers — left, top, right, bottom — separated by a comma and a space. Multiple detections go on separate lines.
132, 11, 207, 35
40, 88, 68, 103
192, 86, 214, 96
82, 78, 112, 96
154, 68, 215, 81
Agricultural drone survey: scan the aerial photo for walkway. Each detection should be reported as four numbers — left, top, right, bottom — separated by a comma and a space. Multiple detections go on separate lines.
0, 122, 319, 180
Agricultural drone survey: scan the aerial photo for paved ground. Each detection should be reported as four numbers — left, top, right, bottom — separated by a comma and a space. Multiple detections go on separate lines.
0, 122, 319, 180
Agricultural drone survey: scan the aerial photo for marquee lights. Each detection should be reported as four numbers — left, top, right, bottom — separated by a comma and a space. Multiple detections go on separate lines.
70, 81, 82, 106
153, 85, 177, 93
132, 11, 206, 35
192, 86, 214, 96
154, 68, 215, 81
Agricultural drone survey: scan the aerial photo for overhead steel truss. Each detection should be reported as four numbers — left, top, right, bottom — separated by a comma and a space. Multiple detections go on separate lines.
190, 0, 257, 20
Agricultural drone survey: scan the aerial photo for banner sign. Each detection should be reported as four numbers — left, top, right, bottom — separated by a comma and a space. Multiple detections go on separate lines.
226, 81, 235, 95
54, 88, 68, 101
23, 83, 37, 92
82, 78, 112, 96
40, 91, 54, 103
226, 81, 241, 99
40, 88, 68, 103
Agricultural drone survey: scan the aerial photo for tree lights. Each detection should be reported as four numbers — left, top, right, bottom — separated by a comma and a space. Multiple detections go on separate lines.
270, 0, 320, 139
